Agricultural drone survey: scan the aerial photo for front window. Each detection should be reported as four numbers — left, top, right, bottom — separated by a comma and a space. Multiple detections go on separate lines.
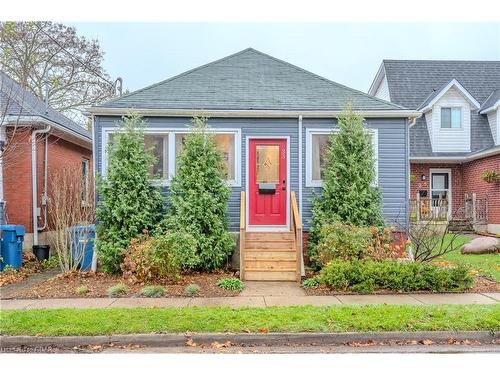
175, 132, 236, 181
311, 134, 331, 181
441, 107, 462, 129
306, 129, 378, 187
144, 134, 168, 180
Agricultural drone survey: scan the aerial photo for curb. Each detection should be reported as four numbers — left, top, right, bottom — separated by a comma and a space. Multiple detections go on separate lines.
1, 331, 497, 349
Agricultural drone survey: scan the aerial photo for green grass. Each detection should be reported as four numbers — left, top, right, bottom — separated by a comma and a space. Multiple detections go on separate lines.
1, 305, 499, 336
434, 234, 500, 281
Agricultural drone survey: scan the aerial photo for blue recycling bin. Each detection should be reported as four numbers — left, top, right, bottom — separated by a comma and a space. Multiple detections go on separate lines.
69, 224, 95, 271
0, 225, 25, 271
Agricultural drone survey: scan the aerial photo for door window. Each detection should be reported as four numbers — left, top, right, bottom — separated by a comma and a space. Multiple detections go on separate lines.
256, 145, 280, 184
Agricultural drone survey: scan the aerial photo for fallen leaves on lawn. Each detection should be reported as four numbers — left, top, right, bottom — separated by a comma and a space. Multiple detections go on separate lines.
258, 328, 269, 334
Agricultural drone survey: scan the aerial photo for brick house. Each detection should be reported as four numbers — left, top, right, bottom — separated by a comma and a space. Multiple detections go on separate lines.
1, 71, 92, 249
369, 60, 500, 234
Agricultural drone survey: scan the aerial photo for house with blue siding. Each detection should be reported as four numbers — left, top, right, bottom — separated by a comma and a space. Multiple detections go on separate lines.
89, 48, 420, 281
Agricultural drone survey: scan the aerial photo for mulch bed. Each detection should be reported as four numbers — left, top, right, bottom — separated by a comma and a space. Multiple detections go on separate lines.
9, 269, 241, 299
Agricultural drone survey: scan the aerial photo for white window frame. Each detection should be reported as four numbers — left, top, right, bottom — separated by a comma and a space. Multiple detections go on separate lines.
440, 107, 463, 130
101, 127, 241, 187
305, 128, 378, 187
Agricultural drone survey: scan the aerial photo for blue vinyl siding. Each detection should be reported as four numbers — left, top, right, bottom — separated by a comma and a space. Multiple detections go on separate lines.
94, 115, 408, 231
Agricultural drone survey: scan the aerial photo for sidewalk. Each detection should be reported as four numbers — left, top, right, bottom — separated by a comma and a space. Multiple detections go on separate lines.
1, 292, 498, 310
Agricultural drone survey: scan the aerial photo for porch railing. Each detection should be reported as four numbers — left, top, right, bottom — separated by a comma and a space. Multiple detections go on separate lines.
409, 197, 449, 222
290, 191, 302, 282
239, 191, 245, 281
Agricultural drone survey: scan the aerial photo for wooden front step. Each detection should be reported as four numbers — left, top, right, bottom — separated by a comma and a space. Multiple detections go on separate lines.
242, 231, 298, 281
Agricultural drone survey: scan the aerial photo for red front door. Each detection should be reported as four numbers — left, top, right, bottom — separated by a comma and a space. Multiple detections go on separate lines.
249, 139, 287, 226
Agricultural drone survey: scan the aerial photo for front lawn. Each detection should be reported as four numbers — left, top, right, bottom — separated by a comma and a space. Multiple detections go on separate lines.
1, 305, 499, 336
434, 234, 500, 282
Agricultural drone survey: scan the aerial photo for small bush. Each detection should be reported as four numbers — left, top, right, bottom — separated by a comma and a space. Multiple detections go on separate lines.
302, 277, 321, 289
319, 260, 473, 293
139, 285, 166, 298
185, 283, 200, 296
121, 231, 197, 283
75, 285, 89, 295
217, 278, 244, 292
312, 223, 372, 266
106, 283, 127, 297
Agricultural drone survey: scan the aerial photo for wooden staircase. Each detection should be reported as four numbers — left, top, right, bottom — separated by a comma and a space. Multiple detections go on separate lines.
239, 192, 302, 282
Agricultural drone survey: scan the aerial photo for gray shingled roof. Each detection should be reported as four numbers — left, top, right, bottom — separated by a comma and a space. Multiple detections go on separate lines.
99, 48, 405, 112
381, 60, 500, 157
480, 88, 500, 112
0, 70, 90, 141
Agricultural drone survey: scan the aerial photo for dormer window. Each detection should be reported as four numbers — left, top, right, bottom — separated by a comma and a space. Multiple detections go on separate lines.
441, 107, 462, 129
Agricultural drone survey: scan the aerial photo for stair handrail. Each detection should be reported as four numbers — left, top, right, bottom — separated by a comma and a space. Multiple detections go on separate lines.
239, 191, 245, 280
290, 191, 302, 282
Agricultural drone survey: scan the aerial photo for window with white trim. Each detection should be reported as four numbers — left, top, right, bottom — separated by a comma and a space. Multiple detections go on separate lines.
306, 128, 378, 187
441, 107, 462, 129
104, 129, 240, 186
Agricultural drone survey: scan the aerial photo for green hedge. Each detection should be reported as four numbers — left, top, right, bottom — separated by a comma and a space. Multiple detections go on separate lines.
318, 260, 473, 293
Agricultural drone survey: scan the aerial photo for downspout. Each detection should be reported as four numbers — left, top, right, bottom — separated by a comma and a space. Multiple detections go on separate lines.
0, 125, 6, 224
32, 125, 51, 246
37, 133, 49, 231
298, 115, 304, 276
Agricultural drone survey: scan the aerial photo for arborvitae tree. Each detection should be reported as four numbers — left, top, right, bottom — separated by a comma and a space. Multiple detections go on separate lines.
96, 113, 163, 274
308, 107, 384, 256
166, 117, 235, 270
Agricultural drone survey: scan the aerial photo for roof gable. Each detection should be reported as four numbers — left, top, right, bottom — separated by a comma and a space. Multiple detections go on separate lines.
480, 89, 500, 113
98, 48, 405, 112
418, 79, 480, 112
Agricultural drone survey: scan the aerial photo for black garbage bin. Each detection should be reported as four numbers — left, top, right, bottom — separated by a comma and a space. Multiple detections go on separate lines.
33, 245, 50, 261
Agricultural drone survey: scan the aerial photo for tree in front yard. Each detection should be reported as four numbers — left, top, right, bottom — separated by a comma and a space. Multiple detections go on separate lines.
96, 113, 163, 274
166, 117, 235, 270
308, 107, 384, 259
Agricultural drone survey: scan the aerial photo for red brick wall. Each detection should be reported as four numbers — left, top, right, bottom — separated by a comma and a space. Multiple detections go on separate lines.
462, 154, 500, 225
410, 163, 464, 214
410, 154, 500, 227
2, 127, 92, 234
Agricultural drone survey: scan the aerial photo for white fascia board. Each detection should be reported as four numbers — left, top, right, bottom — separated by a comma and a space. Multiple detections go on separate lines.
88, 107, 421, 118
419, 79, 481, 113
3, 115, 92, 147
411, 146, 500, 163
479, 100, 500, 114
367, 62, 386, 96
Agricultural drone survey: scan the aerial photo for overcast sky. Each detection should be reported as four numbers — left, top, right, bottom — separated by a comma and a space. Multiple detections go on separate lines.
72, 23, 499, 94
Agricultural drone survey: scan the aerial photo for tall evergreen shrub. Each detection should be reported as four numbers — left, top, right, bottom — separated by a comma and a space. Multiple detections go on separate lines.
166, 117, 234, 270
96, 113, 163, 273
308, 107, 384, 259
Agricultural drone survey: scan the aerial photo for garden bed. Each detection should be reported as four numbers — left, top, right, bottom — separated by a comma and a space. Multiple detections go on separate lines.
6, 270, 241, 299
0, 253, 56, 287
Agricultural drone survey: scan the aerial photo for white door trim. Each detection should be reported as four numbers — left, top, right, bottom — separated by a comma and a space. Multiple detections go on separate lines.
429, 168, 452, 219
245, 136, 290, 232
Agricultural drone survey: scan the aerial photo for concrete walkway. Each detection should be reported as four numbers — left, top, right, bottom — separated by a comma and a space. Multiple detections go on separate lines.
1, 292, 498, 310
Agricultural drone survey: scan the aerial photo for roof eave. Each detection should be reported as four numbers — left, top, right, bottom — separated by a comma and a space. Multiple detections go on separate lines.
418, 79, 481, 113
367, 62, 386, 96
479, 100, 500, 114
88, 107, 421, 119
411, 146, 500, 163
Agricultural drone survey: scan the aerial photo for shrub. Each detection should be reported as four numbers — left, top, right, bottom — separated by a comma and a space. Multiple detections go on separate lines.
75, 285, 89, 295
106, 283, 127, 297
96, 113, 164, 274
312, 223, 401, 268
139, 285, 166, 298
217, 278, 244, 292
302, 277, 321, 289
319, 260, 473, 293
309, 107, 384, 257
166, 117, 235, 270
185, 283, 200, 296
313, 223, 372, 266
121, 231, 197, 283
